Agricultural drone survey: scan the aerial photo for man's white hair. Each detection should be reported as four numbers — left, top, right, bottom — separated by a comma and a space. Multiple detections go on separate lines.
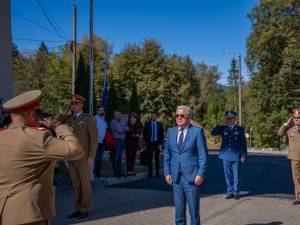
176, 105, 192, 116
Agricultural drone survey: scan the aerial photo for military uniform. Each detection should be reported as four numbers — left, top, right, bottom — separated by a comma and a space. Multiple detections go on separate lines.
64, 95, 98, 217
211, 111, 247, 198
0, 90, 84, 225
278, 111, 300, 202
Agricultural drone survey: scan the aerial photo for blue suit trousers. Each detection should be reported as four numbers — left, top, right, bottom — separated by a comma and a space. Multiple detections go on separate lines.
223, 160, 241, 196
173, 173, 201, 225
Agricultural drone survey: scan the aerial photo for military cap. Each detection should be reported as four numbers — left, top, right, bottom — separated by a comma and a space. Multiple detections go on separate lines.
293, 108, 300, 118
225, 111, 237, 119
71, 95, 85, 104
3, 90, 41, 113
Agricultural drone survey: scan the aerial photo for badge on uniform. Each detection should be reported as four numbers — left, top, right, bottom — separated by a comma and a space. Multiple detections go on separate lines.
233, 131, 239, 135
78, 121, 85, 125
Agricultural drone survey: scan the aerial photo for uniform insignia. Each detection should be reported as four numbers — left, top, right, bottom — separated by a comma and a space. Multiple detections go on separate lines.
233, 131, 239, 135
78, 121, 85, 125
30, 127, 48, 131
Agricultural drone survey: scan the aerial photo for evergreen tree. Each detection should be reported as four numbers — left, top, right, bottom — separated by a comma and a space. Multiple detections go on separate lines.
227, 58, 239, 111
129, 82, 140, 115
106, 79, 120, 123
11, 42, 19, 58
75, 52, 90, 112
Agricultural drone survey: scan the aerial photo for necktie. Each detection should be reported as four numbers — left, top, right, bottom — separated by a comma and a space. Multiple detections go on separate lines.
178, 128, 184, 150
74, 114, 77, 120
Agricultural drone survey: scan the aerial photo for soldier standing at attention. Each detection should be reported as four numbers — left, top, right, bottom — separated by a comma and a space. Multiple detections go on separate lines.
211, 111, 247, 200
0, 90, 84, 225
65, 95, 98, 219
278, 108, 300, 205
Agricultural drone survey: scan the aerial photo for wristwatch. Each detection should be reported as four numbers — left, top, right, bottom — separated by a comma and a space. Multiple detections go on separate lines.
283, 123, 289, 127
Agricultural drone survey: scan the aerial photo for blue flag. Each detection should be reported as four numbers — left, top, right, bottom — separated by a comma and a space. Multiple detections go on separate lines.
102, 67, 108, 110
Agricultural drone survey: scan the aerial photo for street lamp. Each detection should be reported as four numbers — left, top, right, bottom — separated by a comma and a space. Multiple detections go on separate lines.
237, 53, 242, 126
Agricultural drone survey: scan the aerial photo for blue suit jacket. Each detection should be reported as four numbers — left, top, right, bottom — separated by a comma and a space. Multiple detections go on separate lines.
164, 124, 208, 183
211, 125, 247, 162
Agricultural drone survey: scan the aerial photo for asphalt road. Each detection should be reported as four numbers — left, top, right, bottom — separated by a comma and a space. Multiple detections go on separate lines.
53, 152, 298, 225
113, 152, 294, 198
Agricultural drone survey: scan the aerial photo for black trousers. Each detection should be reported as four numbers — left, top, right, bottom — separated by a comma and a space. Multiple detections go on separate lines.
147, 141, 160, 176
94, 143, 104, 177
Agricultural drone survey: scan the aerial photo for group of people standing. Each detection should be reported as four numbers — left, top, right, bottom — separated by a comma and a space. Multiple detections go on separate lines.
95, 109, 164, 179
0, 89, 300, 225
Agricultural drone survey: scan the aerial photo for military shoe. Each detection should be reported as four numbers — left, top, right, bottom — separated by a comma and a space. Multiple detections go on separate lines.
225, 194, 234, 199
67, 211, 81, 218
77, 211, 89, 219
293, 200, 300, 205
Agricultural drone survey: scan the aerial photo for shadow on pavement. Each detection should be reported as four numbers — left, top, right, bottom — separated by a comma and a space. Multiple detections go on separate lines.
246, 222, 283, 225
53, 153, 294, 224
113, 154, 294, 197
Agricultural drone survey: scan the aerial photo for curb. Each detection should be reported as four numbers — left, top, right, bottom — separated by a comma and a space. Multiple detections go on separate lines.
92, 172, 149, 188
248, 148, 288, 155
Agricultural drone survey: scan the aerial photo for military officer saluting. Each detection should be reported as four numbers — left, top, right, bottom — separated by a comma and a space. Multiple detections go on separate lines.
0, 90, 84, 225
278, 108, 300, 205
211, 111, 247, 200
64, 95, 98, 219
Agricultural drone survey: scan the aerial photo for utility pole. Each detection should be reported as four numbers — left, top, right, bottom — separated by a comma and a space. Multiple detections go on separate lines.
237, 53, 242, 126
0, 0, 13, 101
89, 0, 94, 114
101, 61, 108, 110
71, 1, 77, 95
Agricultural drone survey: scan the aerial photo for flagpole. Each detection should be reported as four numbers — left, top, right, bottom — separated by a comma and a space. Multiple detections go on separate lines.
89, 0, 94, 114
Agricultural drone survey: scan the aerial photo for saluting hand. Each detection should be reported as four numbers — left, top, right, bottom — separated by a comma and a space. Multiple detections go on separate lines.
165, 175, 173, 186
194, 176, 204, 186
286, 116, 294, 126
39, 118, 59, 129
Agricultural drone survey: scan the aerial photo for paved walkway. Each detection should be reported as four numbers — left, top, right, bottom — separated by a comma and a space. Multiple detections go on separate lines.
52, 153, 300, 225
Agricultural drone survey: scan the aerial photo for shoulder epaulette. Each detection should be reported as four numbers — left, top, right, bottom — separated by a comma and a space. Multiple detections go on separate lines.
29, 127, 48, 131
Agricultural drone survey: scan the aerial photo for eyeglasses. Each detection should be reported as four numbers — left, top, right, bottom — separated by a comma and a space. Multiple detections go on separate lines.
175, 114, 187, 119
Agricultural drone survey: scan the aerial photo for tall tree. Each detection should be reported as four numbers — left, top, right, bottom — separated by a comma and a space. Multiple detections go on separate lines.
245, 0, 300, 147
75, 52, 90, 112
227, 58, 239, 112
129, 82, 140, 115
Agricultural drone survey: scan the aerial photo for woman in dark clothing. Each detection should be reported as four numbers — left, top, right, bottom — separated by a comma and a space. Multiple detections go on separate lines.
125, 113, 140, 176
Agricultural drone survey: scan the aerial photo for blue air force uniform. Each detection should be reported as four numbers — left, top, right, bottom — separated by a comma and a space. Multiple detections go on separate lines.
211, 111, 247, 197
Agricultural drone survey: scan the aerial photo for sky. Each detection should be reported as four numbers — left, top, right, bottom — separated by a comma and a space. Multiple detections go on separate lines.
11, 0, 259, 84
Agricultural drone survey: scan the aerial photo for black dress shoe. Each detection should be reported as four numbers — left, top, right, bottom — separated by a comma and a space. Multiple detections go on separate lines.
293, 200, 300, 205
67, 212, 81, 218
225, 194, 234, 199
77, 211, 88, 219
234, 195, 240, 200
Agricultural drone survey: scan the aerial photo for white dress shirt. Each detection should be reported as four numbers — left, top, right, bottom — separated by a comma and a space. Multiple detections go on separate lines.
177, 125, 189, 144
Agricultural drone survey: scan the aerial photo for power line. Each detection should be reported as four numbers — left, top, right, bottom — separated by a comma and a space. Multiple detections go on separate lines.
12, 12, 66, 40
38, 0, 68, 38
18, 44, 66, 54
13, 37, 68, 43
36, 0, 68, 41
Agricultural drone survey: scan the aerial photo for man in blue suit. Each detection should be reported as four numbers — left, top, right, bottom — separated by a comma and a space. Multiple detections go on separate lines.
211, 111, 247, 200
164, 106, 208, 225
